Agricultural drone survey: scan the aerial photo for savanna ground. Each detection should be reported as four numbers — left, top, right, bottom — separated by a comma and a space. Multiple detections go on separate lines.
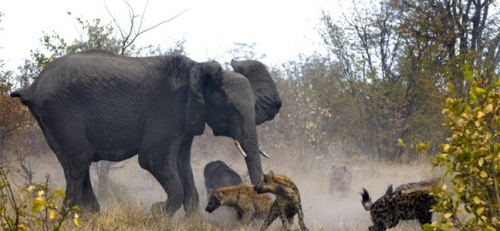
5, 135, 441, 231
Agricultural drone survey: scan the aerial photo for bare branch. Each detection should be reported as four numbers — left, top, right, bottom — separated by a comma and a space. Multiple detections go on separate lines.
103, 0, 126, 39
120, 8, 190, 54
137, 0, 150, 37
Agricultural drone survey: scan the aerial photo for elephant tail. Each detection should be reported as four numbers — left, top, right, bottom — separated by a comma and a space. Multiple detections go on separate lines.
10, 89, 32, 106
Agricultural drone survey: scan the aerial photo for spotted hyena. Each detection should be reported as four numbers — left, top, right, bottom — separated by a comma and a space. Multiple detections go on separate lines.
205, 184, 272, 223
254, 171, 308, 231
394, 178, 437, 192
361, 186, 436, 231
329, 164, 352, 195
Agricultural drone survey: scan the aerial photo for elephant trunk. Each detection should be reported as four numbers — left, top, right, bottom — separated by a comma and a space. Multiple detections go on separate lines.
236, 124, 263, 185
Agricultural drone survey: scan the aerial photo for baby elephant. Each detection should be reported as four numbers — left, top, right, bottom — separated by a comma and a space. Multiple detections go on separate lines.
204, 160, 243, 199
205, 184, 272, 223
329, 164, 352, 195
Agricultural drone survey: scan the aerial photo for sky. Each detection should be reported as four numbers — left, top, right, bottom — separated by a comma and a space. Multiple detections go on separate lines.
0, 0, 340, 72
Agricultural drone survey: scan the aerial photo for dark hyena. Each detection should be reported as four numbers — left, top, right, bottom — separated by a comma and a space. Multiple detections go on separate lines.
361, 187, 436, 231
254, 171, 308, 231
329, 164, 352, 195
205, 184, 272, 223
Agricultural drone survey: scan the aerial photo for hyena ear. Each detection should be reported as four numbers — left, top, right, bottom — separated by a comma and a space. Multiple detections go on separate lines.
214, 193, 222, 201
268, 170, 274, 174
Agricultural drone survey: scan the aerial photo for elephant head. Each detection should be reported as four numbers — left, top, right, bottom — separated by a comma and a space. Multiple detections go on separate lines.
201, 60, 282, 184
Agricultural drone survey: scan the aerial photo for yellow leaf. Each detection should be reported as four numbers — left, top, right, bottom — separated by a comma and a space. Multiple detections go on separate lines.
74, 213, 82, 227
33, 197, 46, 205
49, 210, 56, 219
55, 188, 65, 199
480, 171, 488, 178
477, 207, 484, 215
477, 111, 485, 118
37, 190, 45, 197
17, 223, 27, 231
479, 158, 484, 167
473, 196, 481, 204
441, 184, 447, 190
475, 120, 480, 127
444, 212, 452, 218
443, 144, 450, 152
486, 225, 497, 231
485, 104, 493, 113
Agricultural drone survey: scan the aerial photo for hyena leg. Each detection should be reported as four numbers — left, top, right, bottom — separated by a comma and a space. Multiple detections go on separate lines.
260, 201, 279, 231
296, 203, 309, 231
278, 206, 292, 231
417, 212, 432, 227
240, 206, 255, 224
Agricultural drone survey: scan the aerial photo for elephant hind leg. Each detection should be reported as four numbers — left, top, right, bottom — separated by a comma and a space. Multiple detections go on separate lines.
46, 123, 94, 212
138, 135, 185, 216
54, 151, 93, 211
82, 169, 100, 212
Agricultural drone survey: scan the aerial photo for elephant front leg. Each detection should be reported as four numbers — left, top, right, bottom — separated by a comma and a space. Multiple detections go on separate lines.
82, 169, 100, 212
177, 135, 199, 216
138, 135, 185, 216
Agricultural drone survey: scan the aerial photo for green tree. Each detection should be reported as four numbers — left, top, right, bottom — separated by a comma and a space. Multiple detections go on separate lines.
318, 0, 445, 160
317, 0, 499, 160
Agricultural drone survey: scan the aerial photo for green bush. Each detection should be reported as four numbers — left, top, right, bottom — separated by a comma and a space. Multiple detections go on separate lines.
0, 168, 81, 231
424, 67, 500, 230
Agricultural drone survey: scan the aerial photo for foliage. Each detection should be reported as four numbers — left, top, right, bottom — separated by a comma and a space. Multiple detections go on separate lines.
423, 67, 500, 230
316, 0, 499, 160
0, 169, 81, 230
258, 56, 335, 154
0, 13, 43, 160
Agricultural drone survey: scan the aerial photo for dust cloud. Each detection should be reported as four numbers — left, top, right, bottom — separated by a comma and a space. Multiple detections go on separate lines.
11, 145, 438, 231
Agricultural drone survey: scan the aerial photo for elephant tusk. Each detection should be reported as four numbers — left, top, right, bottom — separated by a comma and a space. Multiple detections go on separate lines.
259, 149, 270, 159
234, 140, 247, 158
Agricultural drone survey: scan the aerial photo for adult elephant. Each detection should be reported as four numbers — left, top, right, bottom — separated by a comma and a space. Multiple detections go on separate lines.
10, 49, 281, 215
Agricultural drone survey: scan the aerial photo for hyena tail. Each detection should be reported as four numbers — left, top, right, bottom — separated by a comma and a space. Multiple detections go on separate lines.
385, 184, 393, 195
360, 188, 372, 211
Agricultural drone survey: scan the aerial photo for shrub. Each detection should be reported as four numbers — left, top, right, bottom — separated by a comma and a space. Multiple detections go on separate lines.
424, 67, 500, 230
0, 168, 81, 230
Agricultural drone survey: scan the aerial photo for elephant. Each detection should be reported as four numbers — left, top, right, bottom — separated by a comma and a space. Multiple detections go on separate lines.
204, 160, 243, 200
10, 49, 282, 216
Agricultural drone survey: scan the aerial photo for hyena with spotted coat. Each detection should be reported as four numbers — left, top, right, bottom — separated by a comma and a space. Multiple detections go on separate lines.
254, 171, 308, 231
394, 178, 437, 192
361, 186, 436, 231
205, 184, 272, 223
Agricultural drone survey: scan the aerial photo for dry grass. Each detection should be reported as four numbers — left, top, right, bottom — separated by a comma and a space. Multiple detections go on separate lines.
7, 147, 442, 231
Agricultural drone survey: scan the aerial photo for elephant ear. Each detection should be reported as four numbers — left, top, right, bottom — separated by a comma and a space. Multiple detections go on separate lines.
231, 60, 282, 125
185, 61, 222, 135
